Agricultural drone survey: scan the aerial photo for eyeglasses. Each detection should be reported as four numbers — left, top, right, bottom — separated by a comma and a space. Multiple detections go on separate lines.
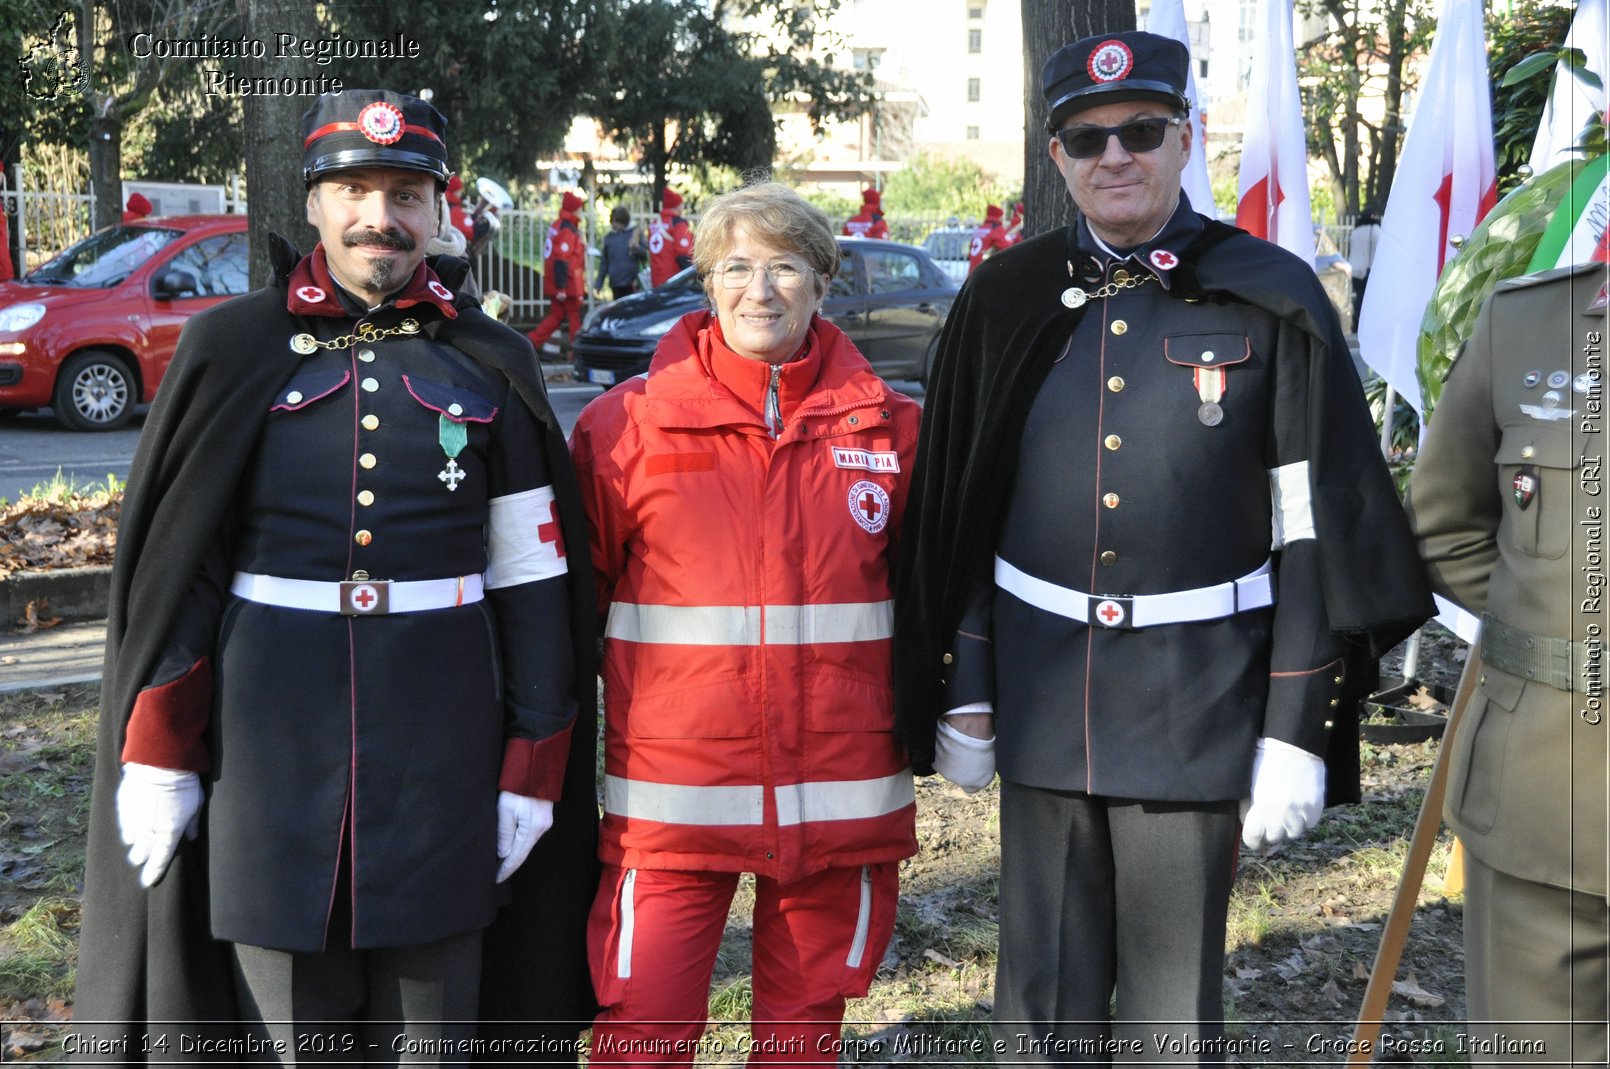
1055, 117, 1183, 159
710, 260, 813, 290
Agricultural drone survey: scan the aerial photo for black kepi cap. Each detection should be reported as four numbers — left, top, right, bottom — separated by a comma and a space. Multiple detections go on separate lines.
1042, 31, 1190, 132
301, 89, 449, 186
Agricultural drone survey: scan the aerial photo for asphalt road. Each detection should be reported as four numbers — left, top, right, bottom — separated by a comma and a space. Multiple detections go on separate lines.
2, 376, 928, 502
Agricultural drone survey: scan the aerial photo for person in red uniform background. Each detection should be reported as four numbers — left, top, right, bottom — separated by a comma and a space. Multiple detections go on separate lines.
571, 180, 919, 1066
967, 203, 1010, 273
648, 187, 695, 287
843, 187, 889, 239
0, 162, 13, 283
445, 174, 476, 242
1005, 201, 1025, 245
527, 190, 588, 357
122, 192, 152, 224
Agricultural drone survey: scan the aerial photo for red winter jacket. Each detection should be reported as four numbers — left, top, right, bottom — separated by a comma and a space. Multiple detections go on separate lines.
570, 313, 920, 881
544, 209, 587, 298
648, 212, 695, 286
842, 210, 889, 240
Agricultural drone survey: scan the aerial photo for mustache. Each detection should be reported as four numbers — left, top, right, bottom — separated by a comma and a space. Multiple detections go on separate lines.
343, 229, 415, 252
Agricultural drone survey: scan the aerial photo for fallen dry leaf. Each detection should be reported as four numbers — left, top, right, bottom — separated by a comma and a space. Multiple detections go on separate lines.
1353, 962, 1371, 980
1320, 978, 1345, 1007
1392, 971, 1446, 1008
17, 599, 62, 633
922, 948, 962, 969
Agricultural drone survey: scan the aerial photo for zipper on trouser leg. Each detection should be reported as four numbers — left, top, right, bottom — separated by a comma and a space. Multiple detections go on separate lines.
845, 865, 872, 968
616, 868, 638, 979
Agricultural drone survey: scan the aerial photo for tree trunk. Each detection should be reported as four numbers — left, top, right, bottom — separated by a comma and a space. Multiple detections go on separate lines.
237, 0, 321, 287
76, 5, 119, 231
1371, 0, 1412, 213
1019, 0, 1135, 239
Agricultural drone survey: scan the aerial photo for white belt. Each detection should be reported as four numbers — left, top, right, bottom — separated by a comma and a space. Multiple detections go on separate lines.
994, 556, 1274, 630
230, 571, 484, 616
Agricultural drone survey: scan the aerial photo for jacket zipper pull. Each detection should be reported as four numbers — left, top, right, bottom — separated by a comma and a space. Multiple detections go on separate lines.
766, 364, 783, 439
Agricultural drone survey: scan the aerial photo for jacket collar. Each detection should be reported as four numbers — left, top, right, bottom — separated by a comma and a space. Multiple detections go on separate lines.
1070, 194, 1204, 290
286, 243, 460, 320
642, 311, 888, 432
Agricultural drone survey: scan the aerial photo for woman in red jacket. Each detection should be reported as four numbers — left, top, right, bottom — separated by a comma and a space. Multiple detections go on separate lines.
570, 181, 920, 1065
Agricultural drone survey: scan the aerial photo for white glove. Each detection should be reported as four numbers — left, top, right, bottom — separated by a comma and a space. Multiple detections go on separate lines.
1240, 737, 1326, 850
496, 792, 554, 883
116, 763, 203, 888
933, 716, 996, 794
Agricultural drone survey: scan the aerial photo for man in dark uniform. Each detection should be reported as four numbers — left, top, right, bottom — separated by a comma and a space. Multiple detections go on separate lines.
1408, 261, 1609, 1067
75, 89, 599, 1062
893, 32, 1431, 1054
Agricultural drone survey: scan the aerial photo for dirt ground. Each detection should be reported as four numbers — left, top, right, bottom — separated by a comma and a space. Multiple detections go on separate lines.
1, 630, 1479, 1065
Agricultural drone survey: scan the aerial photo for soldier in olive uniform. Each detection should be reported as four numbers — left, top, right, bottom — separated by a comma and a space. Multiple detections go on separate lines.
76, 90, 599, 1061
1408, 260, 1610, 1067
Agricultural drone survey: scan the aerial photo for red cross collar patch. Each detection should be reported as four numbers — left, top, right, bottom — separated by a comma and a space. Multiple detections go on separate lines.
285, 246, 460, 320
1088, 41, 1134, 83
848, 479, 891, 534
1149, 249, 1179, 272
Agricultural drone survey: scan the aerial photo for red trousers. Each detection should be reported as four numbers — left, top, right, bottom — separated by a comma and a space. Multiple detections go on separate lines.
527, 295, 581, 350
587, 863, 898, 1066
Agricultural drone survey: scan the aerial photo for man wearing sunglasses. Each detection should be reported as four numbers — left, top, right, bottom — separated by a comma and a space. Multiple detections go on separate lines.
895, 30, 1431, 1055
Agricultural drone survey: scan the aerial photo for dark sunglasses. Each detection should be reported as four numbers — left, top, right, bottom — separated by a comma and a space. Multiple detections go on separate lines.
1055, 116, 1183, 159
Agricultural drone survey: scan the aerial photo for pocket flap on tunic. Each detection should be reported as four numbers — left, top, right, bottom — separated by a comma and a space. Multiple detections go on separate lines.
270, 368, 350, 411
1496, 425, 1581, 470
1163, 333, 1251, 369
403, 375, 499, 423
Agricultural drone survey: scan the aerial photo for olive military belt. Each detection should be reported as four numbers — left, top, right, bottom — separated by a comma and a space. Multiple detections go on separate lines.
1481, 612, 1595, 693
230, 571, 485, 616
994, 555, 1274, 630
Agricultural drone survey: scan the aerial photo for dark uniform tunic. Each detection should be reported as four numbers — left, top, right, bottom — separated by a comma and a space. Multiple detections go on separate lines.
123, 247, 576, 953
949, 201, 1342, 800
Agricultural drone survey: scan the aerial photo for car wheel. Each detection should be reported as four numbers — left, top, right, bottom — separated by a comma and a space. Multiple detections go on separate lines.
53, 350, 136, 431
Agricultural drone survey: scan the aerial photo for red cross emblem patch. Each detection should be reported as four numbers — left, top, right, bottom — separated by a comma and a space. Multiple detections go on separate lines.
358, 101, 405, 145
1093, 599, 1127, 627
296, 285, 327, 304
1149, 249, 1178, 271
428, 280, 454, 302
848, 479, 890, 534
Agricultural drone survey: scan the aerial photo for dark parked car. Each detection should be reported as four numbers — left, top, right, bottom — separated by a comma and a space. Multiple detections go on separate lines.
0, 214, 249, 430
573, 236, 958, 387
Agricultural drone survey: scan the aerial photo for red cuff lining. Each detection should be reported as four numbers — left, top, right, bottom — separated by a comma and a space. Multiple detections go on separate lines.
499, 724, 574, 801
122, 657, 213, 772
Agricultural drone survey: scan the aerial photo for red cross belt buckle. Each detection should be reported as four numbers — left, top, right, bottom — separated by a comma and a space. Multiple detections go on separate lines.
339, 580, 392, 615
1090, 595, 1134, 630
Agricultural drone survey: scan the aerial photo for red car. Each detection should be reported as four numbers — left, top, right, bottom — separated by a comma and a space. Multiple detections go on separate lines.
0, 214, 249, 430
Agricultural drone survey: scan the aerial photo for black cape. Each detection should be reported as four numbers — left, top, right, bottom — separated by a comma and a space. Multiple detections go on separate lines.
892, 219, 1434, 799
75, 236, 600, 1062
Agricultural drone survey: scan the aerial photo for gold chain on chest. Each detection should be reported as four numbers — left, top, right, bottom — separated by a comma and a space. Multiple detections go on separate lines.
289, 317, 421, 355
1060, 268, 1155, 309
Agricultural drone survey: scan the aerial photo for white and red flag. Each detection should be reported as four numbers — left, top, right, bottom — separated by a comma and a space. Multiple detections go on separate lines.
1146, 0, 1216, 216
1356, 0, 1496, 416
1529, 0, 1607, 174
1236, 0, 1315, 267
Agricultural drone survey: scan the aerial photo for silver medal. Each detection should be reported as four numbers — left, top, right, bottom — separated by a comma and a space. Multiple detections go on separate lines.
290, 333, 319, 355
1061, 287, 1088, 309
1198, 401, 1224, 426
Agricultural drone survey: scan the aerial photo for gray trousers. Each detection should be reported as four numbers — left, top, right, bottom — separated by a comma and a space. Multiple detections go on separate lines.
993, 781, 1240, 1066
230, 931, 481, 1066
1464, 853, 1609, 1068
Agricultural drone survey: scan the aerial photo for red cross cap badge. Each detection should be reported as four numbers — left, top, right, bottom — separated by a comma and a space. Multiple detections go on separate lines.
1149, 249, 1179, 272
1088, 41, 1134, 83
848, 479, 891, 534
358, 101, 406, 145
1094, 599, 1127, 627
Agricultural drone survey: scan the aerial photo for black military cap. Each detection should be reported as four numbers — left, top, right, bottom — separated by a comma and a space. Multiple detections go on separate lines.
301, 89, 449, 187
1042, 31, 1190, 132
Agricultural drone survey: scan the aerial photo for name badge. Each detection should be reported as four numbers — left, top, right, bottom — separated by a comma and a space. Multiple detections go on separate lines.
832, 447, 900, 473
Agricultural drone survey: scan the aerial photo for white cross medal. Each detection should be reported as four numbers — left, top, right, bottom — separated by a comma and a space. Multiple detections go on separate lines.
437, 415, 468, 491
